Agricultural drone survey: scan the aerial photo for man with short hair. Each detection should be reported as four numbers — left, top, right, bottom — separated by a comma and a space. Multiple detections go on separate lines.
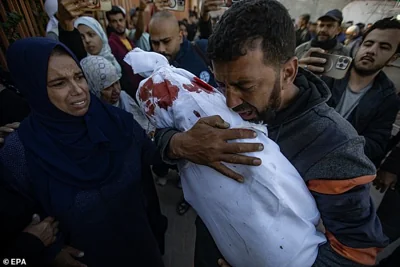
106, 6, 135, 59
296, 14, 311, 46
345, 25, 362, 56
149, 11, 216, 87
105, 6, 146, 97
324, 18, 400, 167
154, 1, 388, 266
296, 9, 350, 74
309, 21, 317, 39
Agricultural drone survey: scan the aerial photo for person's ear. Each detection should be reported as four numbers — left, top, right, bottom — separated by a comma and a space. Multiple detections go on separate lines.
179, 30, 183, 44
389, 53, 399, 65
282, 57, 298, 89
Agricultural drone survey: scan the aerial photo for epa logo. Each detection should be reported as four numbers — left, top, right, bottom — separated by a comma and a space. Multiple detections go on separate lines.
2, 258, 27, 266
199, 71, 210, 83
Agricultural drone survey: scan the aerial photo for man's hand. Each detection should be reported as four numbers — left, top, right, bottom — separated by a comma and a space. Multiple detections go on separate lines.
373, 170, 398, 193
53, 246, 86, 267
200, 0, 224, 21
218, 259, 232, 267
298, 48, 327, 74
153, 0, 171, 11
0, 122, 20, 146
23, 215, 59, 247
168, 115, 263, 182
57, 0, 89, 31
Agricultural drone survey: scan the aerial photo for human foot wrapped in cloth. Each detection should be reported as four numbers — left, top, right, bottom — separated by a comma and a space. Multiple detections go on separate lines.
124, 48, 326, 267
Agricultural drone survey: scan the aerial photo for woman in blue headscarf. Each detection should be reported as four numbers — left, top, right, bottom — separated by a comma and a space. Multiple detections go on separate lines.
0, 37, 164, 267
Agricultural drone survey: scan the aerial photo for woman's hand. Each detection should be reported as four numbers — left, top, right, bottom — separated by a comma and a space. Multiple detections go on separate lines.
218, 258, 232, 267
0, 122, 19, 146
23, 214, 59, 247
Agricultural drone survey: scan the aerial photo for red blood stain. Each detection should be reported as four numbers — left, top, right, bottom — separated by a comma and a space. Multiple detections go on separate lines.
139, 78, 153, 102
183, 76, 214, 94
193, 110, 201, 118
138, 77, 179, 116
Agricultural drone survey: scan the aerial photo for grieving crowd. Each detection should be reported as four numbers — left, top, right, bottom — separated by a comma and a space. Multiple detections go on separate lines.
0, 0, 400, 266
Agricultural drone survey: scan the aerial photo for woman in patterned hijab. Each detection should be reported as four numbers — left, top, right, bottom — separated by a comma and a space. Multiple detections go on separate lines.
80, 55, 154, 133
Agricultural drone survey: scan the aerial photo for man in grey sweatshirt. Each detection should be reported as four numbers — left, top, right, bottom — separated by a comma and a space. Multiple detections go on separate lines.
155, 1, 388, 266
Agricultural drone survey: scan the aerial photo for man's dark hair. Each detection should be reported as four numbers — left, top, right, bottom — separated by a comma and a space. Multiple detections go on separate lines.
300, 14, 311, 24
179, 20, 188, 29
356, 22, 365, 31
208, 0, 295, 65
106, 6, 125, 21
362, 17, 400, 53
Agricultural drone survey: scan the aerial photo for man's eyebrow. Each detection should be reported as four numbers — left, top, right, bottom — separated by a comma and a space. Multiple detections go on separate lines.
231, 79, 256, 86
379, 42, 392, 48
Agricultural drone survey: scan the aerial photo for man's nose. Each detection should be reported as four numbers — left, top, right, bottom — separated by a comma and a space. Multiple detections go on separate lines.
366, 44, 378, 55
225, 88, 243, 109
158, 43, 167, 53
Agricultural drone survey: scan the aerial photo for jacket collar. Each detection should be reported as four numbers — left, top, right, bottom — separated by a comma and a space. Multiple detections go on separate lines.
173, 39, 190, 64
332, 69, 396, 99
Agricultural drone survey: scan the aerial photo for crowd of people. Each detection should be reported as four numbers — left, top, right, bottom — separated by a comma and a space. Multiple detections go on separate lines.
1, 0, 400, 266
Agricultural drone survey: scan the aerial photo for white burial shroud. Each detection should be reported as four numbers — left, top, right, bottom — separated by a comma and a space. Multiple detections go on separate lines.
125, 49, 326, 267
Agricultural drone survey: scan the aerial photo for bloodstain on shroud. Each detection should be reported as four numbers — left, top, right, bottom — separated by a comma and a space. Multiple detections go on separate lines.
138, 76, 216, 116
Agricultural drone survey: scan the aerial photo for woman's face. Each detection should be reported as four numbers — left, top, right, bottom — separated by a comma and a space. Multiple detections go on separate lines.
77, 24, 103, 55
180, 24, 188, 39
101, 81, 121, 105
47, 52, 90, 116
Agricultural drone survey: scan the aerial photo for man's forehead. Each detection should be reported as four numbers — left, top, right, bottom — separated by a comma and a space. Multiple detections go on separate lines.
109, 13, 124, 20
317, 19, 337, 25
212, 51, 277, 82
150, 19, 179, 34
365, 28, 400, 43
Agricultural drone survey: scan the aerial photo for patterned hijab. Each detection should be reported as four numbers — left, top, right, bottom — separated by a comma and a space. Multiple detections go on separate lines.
80, 55, 121, 98
74, 16, 122, 76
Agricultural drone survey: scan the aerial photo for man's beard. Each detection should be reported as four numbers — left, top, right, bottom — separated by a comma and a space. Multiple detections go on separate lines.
353, 58, 390, 77
232, 76, 281, 124
116, 28, 125, 36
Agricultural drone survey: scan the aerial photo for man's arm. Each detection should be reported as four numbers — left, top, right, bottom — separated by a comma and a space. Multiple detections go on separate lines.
198, 0, 224, 39
134, 1, 147, 41
198, 18, 213, 39
306, 137, 389, 266
153, 116, 262, 181
56, 0, 87, 61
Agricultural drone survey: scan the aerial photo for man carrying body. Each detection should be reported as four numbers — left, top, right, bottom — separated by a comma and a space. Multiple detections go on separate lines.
323, 18, 400, 167
154, 0, 388, 266
296, 9, 350, 74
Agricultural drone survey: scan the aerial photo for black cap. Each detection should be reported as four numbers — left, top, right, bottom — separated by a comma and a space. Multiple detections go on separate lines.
318, 9, 343, 23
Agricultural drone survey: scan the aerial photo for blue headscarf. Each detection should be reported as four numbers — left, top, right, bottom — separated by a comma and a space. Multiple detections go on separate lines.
6, 37, 134, 214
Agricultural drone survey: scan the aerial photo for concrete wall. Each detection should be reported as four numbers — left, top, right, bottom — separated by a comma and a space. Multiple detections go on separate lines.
282, 0, 399, 24
279, 0, 352, 22
343, 1, 399, 24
